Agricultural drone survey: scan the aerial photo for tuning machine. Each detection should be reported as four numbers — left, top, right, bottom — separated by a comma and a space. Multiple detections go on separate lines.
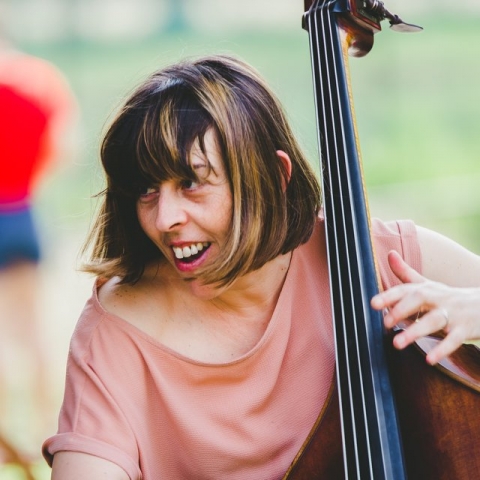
364, 0, 423, 32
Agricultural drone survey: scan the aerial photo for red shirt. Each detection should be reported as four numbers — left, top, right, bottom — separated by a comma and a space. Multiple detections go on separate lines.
0, 51, 76, 205
0, 84, 49, 203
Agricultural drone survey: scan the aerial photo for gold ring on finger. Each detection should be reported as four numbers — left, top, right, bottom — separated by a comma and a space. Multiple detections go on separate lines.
439, 308, 449, 330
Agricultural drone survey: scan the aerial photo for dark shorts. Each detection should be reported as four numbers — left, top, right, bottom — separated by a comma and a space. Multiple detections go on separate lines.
0, 206, 41, 268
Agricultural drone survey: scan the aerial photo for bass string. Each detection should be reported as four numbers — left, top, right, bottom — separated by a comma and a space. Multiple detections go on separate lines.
307, 1, 386, 478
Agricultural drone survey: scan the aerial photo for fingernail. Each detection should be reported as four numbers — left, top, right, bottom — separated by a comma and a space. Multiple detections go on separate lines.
395, 335, 406, 349
426, 356, 436, 366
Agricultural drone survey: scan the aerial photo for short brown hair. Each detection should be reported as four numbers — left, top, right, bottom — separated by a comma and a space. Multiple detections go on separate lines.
83, 54, 321, 285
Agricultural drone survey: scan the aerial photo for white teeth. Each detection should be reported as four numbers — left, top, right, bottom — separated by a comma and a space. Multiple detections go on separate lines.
172, 242, 209, 259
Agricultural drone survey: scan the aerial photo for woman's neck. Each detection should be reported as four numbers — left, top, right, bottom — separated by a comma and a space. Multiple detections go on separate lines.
208, 251, 292, 318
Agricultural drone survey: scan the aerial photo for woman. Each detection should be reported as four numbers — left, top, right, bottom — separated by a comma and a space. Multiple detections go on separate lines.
42, 54, 480, 479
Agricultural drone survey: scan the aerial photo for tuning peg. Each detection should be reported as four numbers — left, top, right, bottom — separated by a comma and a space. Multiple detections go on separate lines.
388, 14, 423, 33
364, 0, 423, 33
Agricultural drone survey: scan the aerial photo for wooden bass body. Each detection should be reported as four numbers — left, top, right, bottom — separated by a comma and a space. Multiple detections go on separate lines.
285, 337, 480, 479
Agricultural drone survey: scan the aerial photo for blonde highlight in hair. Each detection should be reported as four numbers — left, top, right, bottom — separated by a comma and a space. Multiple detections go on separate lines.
82, 54, 321, 285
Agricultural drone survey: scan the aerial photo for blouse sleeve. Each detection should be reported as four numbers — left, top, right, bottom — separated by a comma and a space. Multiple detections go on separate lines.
371, 218, 422, 290
42, 298, 142, 480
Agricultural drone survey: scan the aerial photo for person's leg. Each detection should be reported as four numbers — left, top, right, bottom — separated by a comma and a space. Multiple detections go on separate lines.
0, 208, 54, 459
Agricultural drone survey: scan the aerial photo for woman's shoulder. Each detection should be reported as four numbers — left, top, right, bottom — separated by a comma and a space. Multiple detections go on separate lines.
70, 276, 146, 348
67, 274, 173, 375
97, 267, 171, 334
97, 275, 136, 317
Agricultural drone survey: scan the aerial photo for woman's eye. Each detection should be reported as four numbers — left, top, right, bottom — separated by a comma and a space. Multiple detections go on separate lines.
139, 187, 158, 198
182, 163, 209, 190
181, 179, 200, 190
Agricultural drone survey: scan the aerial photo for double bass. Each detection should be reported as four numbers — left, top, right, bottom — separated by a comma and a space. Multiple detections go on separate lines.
284, 1, 480, 478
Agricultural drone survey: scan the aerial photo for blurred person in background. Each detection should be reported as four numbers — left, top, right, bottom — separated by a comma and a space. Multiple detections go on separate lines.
0, 35, 78, 469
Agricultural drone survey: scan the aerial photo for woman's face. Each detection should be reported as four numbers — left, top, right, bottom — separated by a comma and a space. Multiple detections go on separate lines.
136, 129, 233, 285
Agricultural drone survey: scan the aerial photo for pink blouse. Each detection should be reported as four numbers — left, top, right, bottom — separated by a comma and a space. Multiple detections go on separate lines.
43, 217, 421, 479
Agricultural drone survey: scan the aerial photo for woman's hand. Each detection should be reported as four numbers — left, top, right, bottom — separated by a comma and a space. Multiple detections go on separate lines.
371, 250, 480, 365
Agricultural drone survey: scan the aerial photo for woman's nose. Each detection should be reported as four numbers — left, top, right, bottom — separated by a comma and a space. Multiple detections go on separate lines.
155, 185, 188, 231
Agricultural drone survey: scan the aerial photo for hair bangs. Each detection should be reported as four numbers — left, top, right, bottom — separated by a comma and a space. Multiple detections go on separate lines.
132, 83, 214, 192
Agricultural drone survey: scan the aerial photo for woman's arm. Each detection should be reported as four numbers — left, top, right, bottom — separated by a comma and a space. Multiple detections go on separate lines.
371, 227, 480, 365
52, 452, 130, 480
417, 226, 480, 287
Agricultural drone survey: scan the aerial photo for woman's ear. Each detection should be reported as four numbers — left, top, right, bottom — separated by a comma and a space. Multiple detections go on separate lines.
276, 150, 292, 191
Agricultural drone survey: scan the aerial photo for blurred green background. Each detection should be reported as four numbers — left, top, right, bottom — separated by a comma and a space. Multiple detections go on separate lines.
12, 1, 480, 251
0, 0, 479, 478
21, 0, 480, 251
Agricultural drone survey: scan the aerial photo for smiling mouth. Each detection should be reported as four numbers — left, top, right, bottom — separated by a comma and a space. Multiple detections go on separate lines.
172, 242, 211, 264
